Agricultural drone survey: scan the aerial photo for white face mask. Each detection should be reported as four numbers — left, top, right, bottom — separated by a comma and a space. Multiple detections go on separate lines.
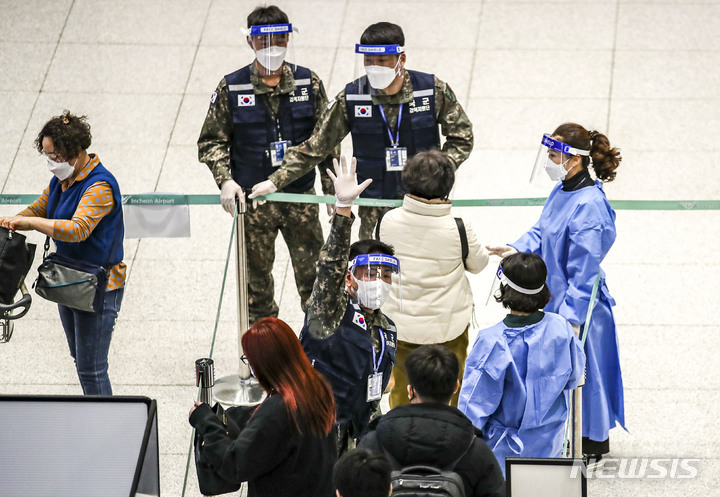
352, 273, 392, 310
544, 156, 571, 182
255, 46, 287, 72
365, 59, 401, 90
46, 157, 77, 181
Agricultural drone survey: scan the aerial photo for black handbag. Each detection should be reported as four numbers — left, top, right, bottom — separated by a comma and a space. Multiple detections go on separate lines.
34, 239, 109, 313
0, 227, 36, 305
194, 403, 255, 495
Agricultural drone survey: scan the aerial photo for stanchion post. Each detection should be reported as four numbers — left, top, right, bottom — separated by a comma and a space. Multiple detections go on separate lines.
212, 196, 265, 406
572, 325, 585, 459
234, 198, 252, 380
195, 358, 214, 405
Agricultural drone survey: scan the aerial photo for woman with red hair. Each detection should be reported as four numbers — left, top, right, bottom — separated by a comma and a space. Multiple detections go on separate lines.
189, 317, 337, 496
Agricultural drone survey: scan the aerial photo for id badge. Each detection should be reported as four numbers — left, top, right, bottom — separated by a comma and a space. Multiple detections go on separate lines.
366, 372, 383, 402
385, 147, 407, 171
270, 140, 289, 167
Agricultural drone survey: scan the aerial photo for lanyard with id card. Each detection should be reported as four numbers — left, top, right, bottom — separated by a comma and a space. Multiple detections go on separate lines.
379, 104, 407, 172
269, 140, 289, 167
367, 328, 386, 402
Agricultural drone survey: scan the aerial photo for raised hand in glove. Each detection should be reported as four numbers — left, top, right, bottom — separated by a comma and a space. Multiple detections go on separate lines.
326, 156, 372, 208
220, 179, 244, 215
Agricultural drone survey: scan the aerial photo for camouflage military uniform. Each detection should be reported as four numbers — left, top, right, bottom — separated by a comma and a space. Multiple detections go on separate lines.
268, 71, 474, 239
198, 63, 336, 323
304, 212, 392, 453
304, 213, 392, 350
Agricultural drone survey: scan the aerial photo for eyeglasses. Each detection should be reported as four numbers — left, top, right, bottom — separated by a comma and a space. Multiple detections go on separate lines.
42, 151, 65, 163
240, 354, 249, 365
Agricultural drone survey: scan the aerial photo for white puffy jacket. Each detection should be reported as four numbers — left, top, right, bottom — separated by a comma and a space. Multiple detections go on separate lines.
378, 194, 489, 344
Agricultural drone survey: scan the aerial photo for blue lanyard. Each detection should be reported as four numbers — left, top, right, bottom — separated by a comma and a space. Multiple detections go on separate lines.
371, 328, 387, 373
377, 104, 403, 148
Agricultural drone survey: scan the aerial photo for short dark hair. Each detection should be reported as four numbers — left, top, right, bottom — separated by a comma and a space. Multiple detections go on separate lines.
34, 110, 92, 162
495, 252, 551, 313
360, 22, 404, 46
349, 239, 394, 261
406, 345, 459, 404
247, 4, 288, 27
333, 449, 391, 497
402, 149, 455, 200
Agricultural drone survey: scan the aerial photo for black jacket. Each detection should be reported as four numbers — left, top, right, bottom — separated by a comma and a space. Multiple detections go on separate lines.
190, 394, 337, 497
358, 403, 505, 497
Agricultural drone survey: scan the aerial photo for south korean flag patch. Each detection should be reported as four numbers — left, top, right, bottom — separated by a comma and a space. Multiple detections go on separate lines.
352, 312, 367, 330
355, 105, 372, 118
238, 94, 255, 106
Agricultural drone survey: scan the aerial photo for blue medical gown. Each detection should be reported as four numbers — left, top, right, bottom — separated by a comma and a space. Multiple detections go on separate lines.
510, 181, 625, 442
458, 313, 585, 476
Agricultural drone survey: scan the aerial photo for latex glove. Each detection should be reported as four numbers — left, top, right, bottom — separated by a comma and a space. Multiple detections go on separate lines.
248, 179, 278, 208
220, 179, 244, 215
326, 156, 372, 207
486, 245, 518, 258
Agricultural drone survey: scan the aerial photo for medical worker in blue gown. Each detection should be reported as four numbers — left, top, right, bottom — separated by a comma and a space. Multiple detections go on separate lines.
458, 253, 585, 475
487, 123, 625, 461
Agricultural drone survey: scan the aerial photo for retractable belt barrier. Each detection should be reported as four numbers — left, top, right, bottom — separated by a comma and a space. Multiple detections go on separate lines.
2, 193, 720, 210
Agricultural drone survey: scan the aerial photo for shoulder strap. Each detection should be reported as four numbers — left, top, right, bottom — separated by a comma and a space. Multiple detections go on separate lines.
447, 434, 476, 470
454, 217, 468, 267
377, 433, 476, 472
374, 208, 391, 240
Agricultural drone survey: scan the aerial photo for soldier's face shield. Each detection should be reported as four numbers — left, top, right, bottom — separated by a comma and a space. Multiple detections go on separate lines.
243, 23, 295, 76
348, 254, 402, 310
530, 134, 590, 189
353, 44, 405, 93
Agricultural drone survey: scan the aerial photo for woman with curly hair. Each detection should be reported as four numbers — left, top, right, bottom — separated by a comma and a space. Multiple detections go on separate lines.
487, 123, 625, 462
0, 110, 125, 396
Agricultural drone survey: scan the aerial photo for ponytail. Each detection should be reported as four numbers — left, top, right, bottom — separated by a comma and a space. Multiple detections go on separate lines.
588, 130, 621, 182
552, 123, 622, 183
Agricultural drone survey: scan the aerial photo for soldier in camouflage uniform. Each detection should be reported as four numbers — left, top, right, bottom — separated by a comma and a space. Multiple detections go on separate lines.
299, 157, 399, 454
198, 6, 336, 324
250, 21, 473, 240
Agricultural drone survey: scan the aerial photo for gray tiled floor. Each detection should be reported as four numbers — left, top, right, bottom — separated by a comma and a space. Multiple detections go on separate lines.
1, 1, 718, 496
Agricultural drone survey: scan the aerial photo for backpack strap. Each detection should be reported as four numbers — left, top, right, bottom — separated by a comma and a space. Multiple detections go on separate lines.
374, 208, 391, 240
377, 433, 476, 472
376, 436, 403, 470
455, 217, 468, 268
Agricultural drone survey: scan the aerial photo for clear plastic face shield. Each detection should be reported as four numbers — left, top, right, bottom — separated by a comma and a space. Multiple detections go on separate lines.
486, 263, 546, 305
348, 253, 402, 310
529, 134, 590, 189
353, 44, 405, 94
243, 23, 295, 76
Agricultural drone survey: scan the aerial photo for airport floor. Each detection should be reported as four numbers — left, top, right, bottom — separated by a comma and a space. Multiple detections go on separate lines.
1, 1, 718, 496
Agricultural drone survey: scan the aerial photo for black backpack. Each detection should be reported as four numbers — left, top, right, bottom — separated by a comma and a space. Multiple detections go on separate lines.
379, 436, 475, 497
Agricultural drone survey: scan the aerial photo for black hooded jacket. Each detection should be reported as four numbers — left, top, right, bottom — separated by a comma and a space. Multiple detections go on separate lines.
359, 403, 505, 497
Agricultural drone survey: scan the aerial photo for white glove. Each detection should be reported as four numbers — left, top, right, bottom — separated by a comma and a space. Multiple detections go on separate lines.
326, 156, 372, 207
220, 179, 244, 215
247, 179, 278, 208
486, 245, 518, 258
248, 180, 277, 199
